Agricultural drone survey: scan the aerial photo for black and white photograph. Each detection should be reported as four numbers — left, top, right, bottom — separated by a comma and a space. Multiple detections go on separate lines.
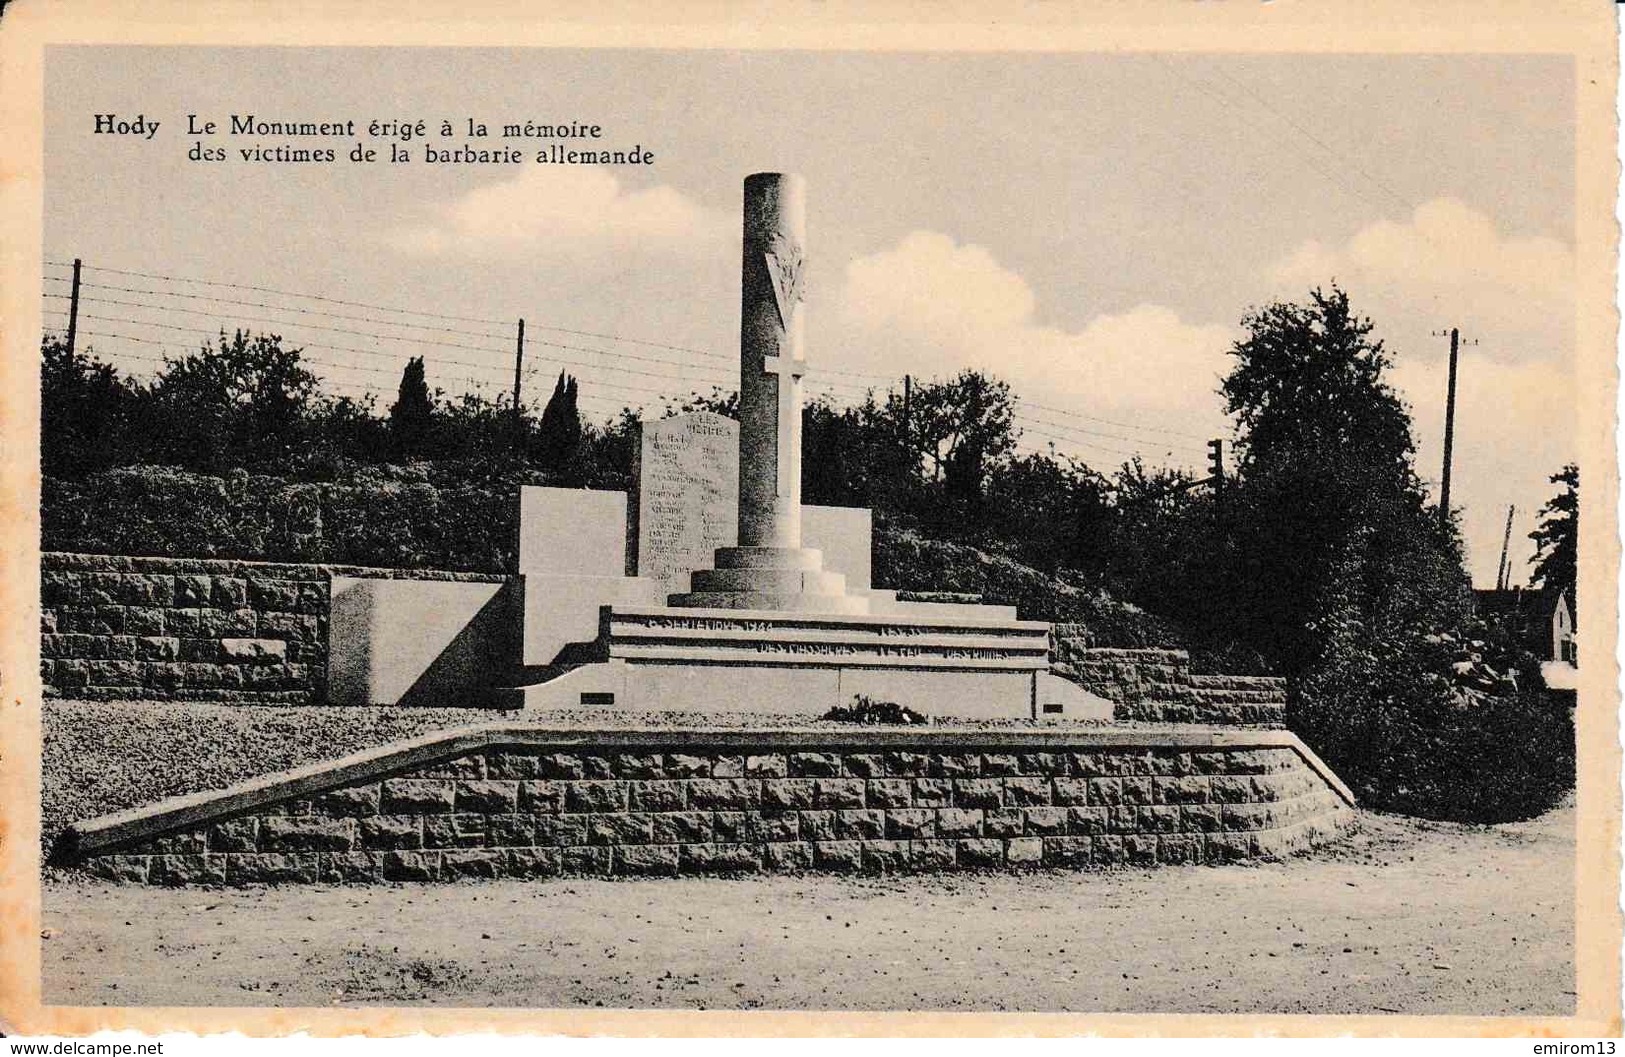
0, 1, 1618, 1040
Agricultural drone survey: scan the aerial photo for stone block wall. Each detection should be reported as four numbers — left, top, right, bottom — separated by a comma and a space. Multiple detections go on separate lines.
68, 730, 1355, 884
1050, 628, 1287, 726
41, 553, 506, 704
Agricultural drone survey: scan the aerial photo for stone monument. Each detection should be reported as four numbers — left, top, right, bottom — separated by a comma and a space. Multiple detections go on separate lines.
669, 173, 867, 615
500, 173, 1104, 718
330, 172, 1110, 720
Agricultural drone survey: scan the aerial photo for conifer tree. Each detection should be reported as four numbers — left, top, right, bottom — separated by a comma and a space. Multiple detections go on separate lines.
389, 356, 435, 458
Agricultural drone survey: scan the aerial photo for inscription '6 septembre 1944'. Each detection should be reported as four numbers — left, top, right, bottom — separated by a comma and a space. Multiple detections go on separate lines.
634, 616, 1035, 639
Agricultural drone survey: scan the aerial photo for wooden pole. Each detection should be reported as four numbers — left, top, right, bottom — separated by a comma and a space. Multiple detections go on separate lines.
65, 258, 82, 356
512, 318, 525, 451
1438, 326, 1459, 527
1496, 504, 1516, 591
901, 374, 912, 450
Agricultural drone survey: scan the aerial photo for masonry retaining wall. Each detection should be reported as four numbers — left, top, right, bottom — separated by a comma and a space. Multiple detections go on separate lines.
66, 728, 1355, 884
40, 553, 506, 704
1050, 628, 1287, 726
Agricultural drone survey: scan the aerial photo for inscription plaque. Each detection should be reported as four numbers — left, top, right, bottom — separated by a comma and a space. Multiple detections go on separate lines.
629, 411, 740, 594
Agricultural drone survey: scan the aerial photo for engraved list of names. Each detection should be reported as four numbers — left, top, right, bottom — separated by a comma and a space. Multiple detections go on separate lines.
631, 412, 740, 595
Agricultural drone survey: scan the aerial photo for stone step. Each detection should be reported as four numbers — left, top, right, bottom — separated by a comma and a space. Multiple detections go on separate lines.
1190, 674, 1287, 691
1115, 697, 1287, 726
689, 566, 847, 595
712, 546, 826, 571
895, 590, 983, 605
611, 623, 1045, 653
1190, 688, 1288, 704
664, 590, 871, 614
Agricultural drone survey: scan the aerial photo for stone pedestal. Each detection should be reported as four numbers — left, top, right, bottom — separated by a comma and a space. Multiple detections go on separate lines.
668, 546, 868, 613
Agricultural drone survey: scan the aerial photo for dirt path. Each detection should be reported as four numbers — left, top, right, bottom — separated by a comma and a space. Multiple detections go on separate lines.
41, 806, 1574, 1014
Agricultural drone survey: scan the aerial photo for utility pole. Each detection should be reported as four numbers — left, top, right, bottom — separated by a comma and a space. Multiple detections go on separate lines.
901, 373, 912, 467
512, 318, 525, 453
1496, 504, 1516, 591
1432, 327, 1477, 527
65, 258, 82, 356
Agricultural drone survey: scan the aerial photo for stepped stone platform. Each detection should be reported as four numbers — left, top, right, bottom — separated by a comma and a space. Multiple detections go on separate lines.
606, 606, 1049, 669
62, 725, 1357, 885
509, 606, 1106, 719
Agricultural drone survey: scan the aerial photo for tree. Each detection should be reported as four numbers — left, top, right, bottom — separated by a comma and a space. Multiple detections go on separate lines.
1528, 463, 1577, 597
905, 370, 1018, 533
1219, 285, 1461, 676
144, 330, 319, 472
909, 370, 1017, 484
41, 334, 142, 476
307, 392, 390, 472
673, 387, 738, 419
534, 371, 583, 470
982, 449, 1110, 574
389, 356, 435, 458
1216, 287, 1569, 822
435, 389, 512, 463
1224, 288, 1417, 487
1101, 458, 1249, 668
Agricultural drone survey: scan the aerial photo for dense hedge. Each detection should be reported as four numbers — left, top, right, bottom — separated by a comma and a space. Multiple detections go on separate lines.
44, 465, 518, 573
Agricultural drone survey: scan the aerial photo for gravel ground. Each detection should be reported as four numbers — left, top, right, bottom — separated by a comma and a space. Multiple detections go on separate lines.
40, 803, 1574, 1014
41, 701, 501, 851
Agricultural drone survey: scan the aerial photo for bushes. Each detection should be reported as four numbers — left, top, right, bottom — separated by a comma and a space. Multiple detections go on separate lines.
44, 464, 517, 572
873, 522, 1184, 649
1292, 627, 1574, 823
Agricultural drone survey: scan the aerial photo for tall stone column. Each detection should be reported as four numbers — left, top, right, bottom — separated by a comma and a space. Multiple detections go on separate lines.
738, 172, 807, 549
667, 173, 867, 614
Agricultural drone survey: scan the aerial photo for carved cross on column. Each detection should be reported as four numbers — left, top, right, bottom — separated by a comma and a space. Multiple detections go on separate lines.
736, 173, 808, 551
761, 353, 811, 497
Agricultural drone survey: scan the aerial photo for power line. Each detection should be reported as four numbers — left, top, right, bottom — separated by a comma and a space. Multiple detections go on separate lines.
47, 307, 505, 377
46, 304, 744, 395
46, 287, 517, 359
1195, 58, 1415, 215
1146, 55, 1404, 222
52, 325, 1192, 467
45, 258, 738, 365
46, 265, 1217, 443
1016, 407, 1205, 453
44, 279, 742, 379
43, 263, 1214, 463
46, 274, 513, 342
56, 322, 688, 406
1015, 423, 1176, 464
1021, 398, 1212, 442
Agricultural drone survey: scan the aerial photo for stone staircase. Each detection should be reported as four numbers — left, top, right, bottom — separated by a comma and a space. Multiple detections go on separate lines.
1049, 627, 1287, 726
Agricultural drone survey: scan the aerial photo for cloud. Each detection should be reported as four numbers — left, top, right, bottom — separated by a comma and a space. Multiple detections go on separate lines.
830, 226, 1576, 581
832, 231, 1235, 432
1268, 198, 1573, 361
387, 166, 731, 258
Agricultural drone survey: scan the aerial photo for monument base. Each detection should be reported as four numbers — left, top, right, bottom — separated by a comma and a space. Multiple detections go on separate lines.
671, 545, 871, 614
505, 604, 1112, 721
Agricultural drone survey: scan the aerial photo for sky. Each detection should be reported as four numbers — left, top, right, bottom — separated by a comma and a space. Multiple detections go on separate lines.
42, 47, 1576, 587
